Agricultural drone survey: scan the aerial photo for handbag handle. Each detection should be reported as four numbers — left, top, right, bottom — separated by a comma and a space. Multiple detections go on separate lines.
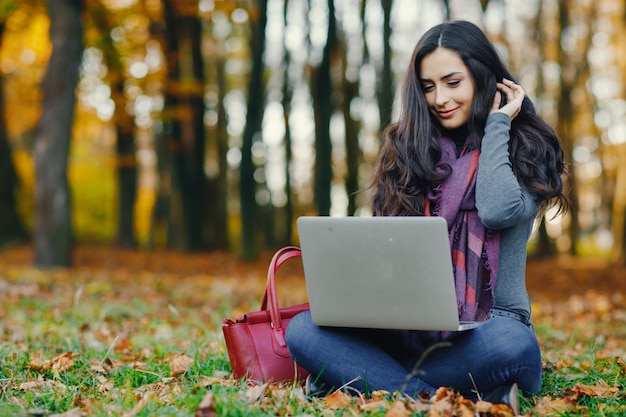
260, 246, 302, 345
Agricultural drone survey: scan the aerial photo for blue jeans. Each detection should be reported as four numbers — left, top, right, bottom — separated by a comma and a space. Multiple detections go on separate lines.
285, 311, 542, 398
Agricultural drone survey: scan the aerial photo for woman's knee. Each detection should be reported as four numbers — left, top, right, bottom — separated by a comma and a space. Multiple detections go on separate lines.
482, 318, 542, 392
285, 310, 314, 352
483, 318, 540, 359
507, 324, 540, 363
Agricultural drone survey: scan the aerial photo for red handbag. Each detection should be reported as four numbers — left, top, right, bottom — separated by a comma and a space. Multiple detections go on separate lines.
222, 246, 310, 383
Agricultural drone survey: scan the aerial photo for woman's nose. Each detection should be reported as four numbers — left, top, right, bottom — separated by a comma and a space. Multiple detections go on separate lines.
435, 87, 450, 106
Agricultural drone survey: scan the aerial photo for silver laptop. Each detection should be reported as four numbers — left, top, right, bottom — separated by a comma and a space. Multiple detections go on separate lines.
296, 216, 484, 331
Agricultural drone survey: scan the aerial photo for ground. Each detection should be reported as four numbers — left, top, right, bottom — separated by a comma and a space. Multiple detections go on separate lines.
1, 244, 623, 301
0, 244, 624, 416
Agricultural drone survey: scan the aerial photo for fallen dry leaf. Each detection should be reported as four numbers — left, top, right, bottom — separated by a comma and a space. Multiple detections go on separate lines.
98, 380, 114, 393
104, 357, 125, 369
433, 386, 455, 402
19, 380, 47, 391
52, 352, 75, 372
356, 390, 390, 409
290, 386, 306, 402
567, 380, 620, 398
244, 383, 268, 403
324, 390, 352, 409
132, 379, 180, 404
169, 353, 194, 377
114, 337, 134, 355
429, 387, 457, 417
457, 403, 474, 417
532, 396, 571, 414
27, 352, 75, 373
430, 398, 453, 417
475, 400, 515, 416
19, 376, 67, 393
195, 391, 216, 417
27, 357, 50, 372
384, 400, 410, 417
453, 395, 480, 417
371, 390, 391, 400
268, 386, 289, 403
95, 374, 114, 393
405, 396, 431, 413
197, 375, 233, 387
90, 362, 108, 374
358, 398, 389, 411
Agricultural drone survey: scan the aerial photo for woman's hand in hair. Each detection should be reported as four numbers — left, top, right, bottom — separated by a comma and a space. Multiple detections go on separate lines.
491, 78, 525, 120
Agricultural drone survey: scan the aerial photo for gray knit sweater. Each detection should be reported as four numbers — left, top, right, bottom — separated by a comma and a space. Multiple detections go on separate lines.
475, 112, 540, 323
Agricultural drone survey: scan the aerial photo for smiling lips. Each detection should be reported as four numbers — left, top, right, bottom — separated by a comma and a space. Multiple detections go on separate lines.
437, 107, 459, 118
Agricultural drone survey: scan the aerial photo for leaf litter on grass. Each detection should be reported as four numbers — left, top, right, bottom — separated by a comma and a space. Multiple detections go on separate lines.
0, 245, 625, 416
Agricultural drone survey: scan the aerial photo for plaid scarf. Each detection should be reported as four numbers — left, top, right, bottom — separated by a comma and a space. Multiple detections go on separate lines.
426, 136, 500, 322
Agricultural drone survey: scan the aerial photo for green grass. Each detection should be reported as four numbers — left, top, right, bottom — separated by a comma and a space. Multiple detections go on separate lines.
0, 268, 624, 416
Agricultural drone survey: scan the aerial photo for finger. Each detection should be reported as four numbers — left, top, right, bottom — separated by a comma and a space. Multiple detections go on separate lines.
506, 86, 524, 105
502, 79, 523, 94
509, 81, 525, 96
498, 82, 517, 97
491, 91, 502, 110
502, 78, 517, 87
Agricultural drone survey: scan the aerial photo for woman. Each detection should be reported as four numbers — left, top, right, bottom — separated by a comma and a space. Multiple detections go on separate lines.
286, 20, 568, 413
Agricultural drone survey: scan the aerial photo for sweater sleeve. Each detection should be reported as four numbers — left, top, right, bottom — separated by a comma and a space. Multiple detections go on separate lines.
476, 112, 540, 230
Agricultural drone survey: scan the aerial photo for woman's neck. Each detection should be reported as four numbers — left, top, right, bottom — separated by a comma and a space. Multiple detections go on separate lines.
441, 125, 471, 156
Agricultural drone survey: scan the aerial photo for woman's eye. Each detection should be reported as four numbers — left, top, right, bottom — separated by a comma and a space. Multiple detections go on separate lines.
447, 80, 461, 87
422, 85, 434, 92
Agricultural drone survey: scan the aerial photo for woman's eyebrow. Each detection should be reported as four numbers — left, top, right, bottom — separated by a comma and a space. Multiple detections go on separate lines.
419, 71, 465, 83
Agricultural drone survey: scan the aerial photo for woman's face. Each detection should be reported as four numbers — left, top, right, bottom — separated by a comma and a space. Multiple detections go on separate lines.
419, 48, 475, 130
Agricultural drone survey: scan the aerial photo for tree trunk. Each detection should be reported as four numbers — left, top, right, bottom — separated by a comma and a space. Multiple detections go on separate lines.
204, 54, 229, 249
312, 0, 336, 216
529, 0, 555, 257
240, 0, 268, 260
87, 0, 138, 248
377, 0, 393, 132
0, 22, 27, 246
106, 30, 137, 248
160, 0, 206, 251
0, 128, 24, 246
150, 126, 170, 247
612, 8, 626, 265
33, 0, 83, 267
280, 0, 294, 245
611, 144, 626, 265
556, 0, 594, 256
114, 89, 138, 248
557, 4, 579, 256
340, 38, 361, 216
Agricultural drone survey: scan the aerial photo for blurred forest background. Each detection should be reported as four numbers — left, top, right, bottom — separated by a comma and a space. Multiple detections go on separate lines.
0, 0, 625, 267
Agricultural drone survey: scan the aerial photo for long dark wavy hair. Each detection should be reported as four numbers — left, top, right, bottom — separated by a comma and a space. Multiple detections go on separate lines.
370, 20, 569, 216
